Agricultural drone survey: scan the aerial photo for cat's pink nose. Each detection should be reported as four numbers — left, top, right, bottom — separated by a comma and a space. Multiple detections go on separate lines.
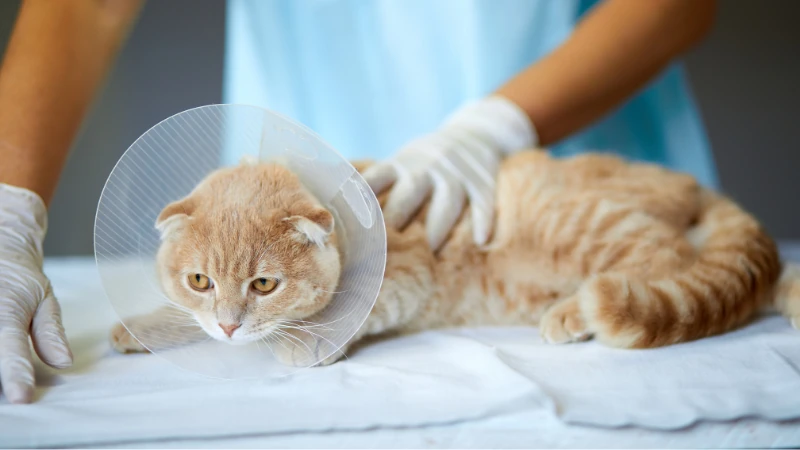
219, 322, 241, 337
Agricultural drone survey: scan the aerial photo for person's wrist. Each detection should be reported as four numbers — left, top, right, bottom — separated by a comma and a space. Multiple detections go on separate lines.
442, 95, 538, 155
0, 183, 48, 262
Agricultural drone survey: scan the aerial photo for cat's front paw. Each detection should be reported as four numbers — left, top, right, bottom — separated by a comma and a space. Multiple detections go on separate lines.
317, 349, 346, 366
110, 322, 149, 354
539, 296, 592, 344
270, 340, 302, 366
271, 341, 346, 367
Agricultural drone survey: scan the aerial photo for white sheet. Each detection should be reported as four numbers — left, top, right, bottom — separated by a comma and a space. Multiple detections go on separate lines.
1, 253, 800, 448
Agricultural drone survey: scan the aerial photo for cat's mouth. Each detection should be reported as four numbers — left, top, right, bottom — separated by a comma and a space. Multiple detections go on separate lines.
219, 335, 254, 345
194, 319, 264, 345
192, 315, 286, 346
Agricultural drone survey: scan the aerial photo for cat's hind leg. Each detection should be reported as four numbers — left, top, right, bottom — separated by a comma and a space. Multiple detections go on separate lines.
539, 295, 591, 344
542, 230, 780, 348
574, 194, 781, 348
538, 206, 695, 346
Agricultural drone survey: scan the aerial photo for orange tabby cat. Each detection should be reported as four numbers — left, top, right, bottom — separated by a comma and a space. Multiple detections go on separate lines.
110, 150, 800, 362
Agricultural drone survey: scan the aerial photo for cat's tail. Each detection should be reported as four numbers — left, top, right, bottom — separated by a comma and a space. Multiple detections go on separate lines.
579, 189, 785, 348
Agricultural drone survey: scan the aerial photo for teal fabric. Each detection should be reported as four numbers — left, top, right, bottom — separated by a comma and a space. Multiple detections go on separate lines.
223, 0, 718, 187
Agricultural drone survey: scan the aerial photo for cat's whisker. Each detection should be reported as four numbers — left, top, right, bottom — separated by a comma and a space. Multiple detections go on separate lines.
270, 332, 298, 356
164, 320, 201, 326
274, 323, 333, 339
267, 333, 291, 354
157, 321, 198, 328
167, 323, 203, 329
277, 324, 340, 352
131, 327, 205, 350
156, 302, 197, 318
280, 318, 336, 328
290, 310, 356, 330
255, 337, 265, 355
159, 311, 196, 320
161, 318, 196, 327
160, 303, 196, 316
151, 292, 193, 309
259, 336, 279, 359
273, 329, 314, 357
276, 312, 353, 330
272, 319, 335, 332
276, 327, 346, 356
280, 326, 351, 363
289, 324, 333, 332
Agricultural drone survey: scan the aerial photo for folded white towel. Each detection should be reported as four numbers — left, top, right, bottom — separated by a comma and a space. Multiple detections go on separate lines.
2, 257, 799, 447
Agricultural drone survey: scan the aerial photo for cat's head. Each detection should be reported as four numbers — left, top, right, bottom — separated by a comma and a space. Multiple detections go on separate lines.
154, 160, 341, 344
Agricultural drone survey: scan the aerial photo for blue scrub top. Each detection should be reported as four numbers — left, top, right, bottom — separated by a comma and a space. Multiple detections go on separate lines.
223, 0, 718, 187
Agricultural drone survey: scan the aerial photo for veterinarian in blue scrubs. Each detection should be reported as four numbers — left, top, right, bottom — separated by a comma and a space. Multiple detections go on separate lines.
0, 0, 717, 403
224, 0, 719, 251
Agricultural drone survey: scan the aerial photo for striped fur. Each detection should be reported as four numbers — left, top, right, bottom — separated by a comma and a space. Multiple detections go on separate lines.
574, 191, 782, 348
111, 150, 800, 361
355, 150, 798, 352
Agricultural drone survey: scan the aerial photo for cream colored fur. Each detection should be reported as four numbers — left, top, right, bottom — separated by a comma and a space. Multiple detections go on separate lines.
111, 150, 800, 363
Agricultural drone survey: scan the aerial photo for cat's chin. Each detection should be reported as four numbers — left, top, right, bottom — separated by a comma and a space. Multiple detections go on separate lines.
222, 338, 253, 346
197, 324, 264, 345
202, 331, 263, 345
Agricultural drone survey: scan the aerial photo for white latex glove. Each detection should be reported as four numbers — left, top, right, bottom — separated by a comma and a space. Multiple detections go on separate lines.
0, 183, 72, 403
363, 96, 537, 250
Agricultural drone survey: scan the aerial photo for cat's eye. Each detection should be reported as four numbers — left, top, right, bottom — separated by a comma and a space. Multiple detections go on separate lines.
188, 273, 212, 291
251, 277, 279, 294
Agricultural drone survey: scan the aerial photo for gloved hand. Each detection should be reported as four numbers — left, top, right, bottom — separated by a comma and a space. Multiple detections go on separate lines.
0, 183, 72, 404
362, 96, 538, 250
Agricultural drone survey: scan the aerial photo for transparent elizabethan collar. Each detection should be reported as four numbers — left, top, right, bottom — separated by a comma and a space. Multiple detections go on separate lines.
94, 104, 386, 378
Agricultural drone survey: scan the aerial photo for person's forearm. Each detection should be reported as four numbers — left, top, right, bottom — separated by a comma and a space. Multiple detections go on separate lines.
496, 0, 716, 146
0, 0, 143, 204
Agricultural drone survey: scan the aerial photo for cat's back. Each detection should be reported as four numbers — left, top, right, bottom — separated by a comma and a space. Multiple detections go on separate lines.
493, 150, 702, 238
351, 150, 700, 250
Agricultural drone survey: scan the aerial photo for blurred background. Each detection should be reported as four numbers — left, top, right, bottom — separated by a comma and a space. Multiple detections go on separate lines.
0, 0, 798, 256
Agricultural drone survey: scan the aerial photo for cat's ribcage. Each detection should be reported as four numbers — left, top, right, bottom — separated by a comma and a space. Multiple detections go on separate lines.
433, 181, 691, 326
369, 166, 694, 336
361, 151, 783, 350
438, 197, 693, 328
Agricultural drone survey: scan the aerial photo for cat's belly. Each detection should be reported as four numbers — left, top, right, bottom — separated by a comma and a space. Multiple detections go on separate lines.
410, 260, 582, 331
398, 207, 587, 330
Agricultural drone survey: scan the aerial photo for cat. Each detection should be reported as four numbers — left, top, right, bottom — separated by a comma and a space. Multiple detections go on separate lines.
110, 150, 800, 364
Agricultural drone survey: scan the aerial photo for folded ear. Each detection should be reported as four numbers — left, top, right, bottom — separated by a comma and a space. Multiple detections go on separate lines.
155, 197, 195, 239
284, 208, 334, 247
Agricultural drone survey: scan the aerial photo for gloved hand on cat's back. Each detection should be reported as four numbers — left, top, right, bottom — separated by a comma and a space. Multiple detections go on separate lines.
0, 184, 73, 404
362, 96, 538, 251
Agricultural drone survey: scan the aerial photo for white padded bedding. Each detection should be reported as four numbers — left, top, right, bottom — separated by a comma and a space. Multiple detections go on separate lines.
2, 246, 800, 448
